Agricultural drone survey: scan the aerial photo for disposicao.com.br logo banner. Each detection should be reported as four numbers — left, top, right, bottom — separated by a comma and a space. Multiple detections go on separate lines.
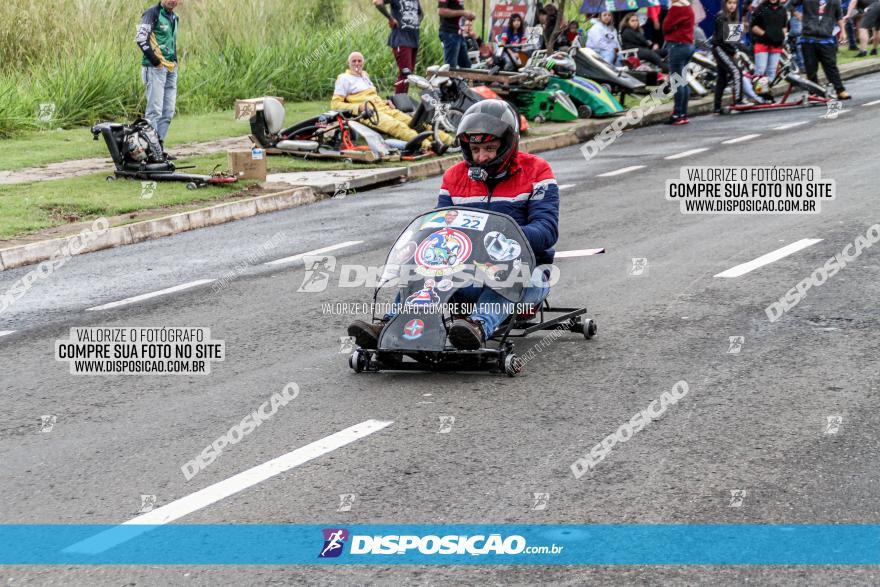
2, 525, 880, 564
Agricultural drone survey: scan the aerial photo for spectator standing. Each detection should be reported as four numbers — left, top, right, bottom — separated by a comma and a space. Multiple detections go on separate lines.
713, 0, 746, 113
373, 0, 423, 94
751, 0, 789, 80
136, 0, 180, 142
787, 0, 850, 99
439, 0, 476, 67
663, 0, 696, 124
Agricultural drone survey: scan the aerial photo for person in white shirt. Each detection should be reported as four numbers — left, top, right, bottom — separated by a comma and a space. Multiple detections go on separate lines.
586, 11, 621, 64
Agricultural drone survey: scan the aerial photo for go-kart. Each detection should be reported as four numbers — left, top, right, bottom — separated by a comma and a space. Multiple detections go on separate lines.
92, 119, 237, 190
571, 46, 646, 101
348, 207, 597, 377
249, 98, 439, 162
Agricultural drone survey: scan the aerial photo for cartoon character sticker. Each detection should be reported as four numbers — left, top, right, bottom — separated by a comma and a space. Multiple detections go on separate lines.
436, 278, 454, 292
402, 319, 425, 340
484, 231, 522, 262
405, 279, 441, 307
415, 228, 472, 276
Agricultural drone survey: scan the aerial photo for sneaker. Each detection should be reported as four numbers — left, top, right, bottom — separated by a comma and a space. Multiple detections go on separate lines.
671, 117, 690, 125
665, 115, 680, 125
837, 90, 851, 100
856, 51, 868, 57
347, 319, 387, 349
448, 319, 486, 350
871, 49, 878, 56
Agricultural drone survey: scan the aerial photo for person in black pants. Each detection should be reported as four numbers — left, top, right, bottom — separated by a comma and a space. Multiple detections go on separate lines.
786, 0, 851, 99
619, 12, 669, 71
713, 0, 746, 113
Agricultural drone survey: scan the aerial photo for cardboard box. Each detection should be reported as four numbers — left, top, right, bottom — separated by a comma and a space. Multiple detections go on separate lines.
234, 96, 284, 120
228, 148, 267, 181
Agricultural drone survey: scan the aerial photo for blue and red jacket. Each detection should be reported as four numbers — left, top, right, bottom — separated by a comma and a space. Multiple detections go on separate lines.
436, 151, 560, 265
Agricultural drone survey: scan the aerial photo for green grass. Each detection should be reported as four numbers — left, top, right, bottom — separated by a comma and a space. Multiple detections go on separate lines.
0, 101, 329, 171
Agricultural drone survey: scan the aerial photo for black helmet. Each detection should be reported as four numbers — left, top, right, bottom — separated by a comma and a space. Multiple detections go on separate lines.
456, 99, 520, 182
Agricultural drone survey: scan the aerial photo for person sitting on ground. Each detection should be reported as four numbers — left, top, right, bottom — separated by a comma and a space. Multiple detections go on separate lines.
586, 11, 621, 64
619, 12, 669, 71
751, 0, 789, 82
347, 100, 559, 351
330, 52, 452, 150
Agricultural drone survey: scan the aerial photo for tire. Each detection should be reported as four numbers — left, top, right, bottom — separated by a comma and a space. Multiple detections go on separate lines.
349, 349, 366, 373
503, 353, 521, 377
577, 105, 592, 119
584, 319, 597, 340
186, 182, 198, 190
105, 176, 116, 182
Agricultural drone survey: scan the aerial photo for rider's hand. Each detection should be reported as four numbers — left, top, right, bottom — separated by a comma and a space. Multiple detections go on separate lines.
389, 17, 399, 28
463, 10, 476, 20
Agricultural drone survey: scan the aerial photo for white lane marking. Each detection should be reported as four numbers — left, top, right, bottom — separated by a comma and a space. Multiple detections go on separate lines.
85, 280, 215, 312
63, 419, 394, 555
665, 148, 709, 160
558, 184, 575, 190
863, 99, 880, 106
826, 109, 851, 116
714, 239, 823, 278
0, 331, 15, 338
554, 248, 606, 258
773, 121, 808, 131
265, 240, 363, 267
722, 134, 761, 145
596, 165, 645, 177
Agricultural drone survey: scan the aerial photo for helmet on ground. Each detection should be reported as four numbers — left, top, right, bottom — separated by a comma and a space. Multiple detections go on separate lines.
547, 52, 576, 78
125, 133, 149, 162
456, 99, 520, 182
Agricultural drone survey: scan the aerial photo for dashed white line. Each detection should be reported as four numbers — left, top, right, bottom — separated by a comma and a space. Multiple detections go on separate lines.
596, 165, 645, 177
863, 99, 880, 106
63, 419, 394, 554
665, 148, 709, 160
554, 248, 606, 258
558, 184, 576, 190
0, 331, 15, 338
773, 121, 808, 131
714, 239, 823, 278
265, 240, 363, 267
722, 134, 761, 144
85, 280, 216, 312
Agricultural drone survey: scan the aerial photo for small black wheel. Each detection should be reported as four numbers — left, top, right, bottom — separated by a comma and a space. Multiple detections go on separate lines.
186, 182, 198, 190
721, 106, 731, 115
534, 115, 546, 124
106, 176, 116, 183
503, 353, 521, 377
602, 83, 613, 94
577, 105, 592, 119
583, 319, 597, 340
349, 349, 366, 373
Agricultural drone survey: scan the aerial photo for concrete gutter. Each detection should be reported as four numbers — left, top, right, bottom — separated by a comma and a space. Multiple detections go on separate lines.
1, 59, 877, 273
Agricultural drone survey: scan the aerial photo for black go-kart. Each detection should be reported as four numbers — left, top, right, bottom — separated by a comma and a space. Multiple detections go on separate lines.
348, 207, 597, 377
91, 119, 237, 190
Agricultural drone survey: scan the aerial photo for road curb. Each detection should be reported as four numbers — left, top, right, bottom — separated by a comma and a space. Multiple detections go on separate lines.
0, 186, 320, 272
2, 59, 877, 272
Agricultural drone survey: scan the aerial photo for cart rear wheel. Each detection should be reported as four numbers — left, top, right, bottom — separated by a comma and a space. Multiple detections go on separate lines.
577, 105, 592, 119
503, 353, 521, 377
106, 176, 116, 182
186, 182, 199, 190
583, 318, 597, 339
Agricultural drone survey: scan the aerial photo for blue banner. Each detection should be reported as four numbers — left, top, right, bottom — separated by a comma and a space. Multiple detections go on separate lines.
1, 525, 880, 565
581, 0, 660, 13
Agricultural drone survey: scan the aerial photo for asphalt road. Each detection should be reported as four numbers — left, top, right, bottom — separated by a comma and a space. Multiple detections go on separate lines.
1, 72, 879, 585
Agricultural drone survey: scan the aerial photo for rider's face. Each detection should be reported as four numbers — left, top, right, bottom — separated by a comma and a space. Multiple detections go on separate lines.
470, 139, 502, 164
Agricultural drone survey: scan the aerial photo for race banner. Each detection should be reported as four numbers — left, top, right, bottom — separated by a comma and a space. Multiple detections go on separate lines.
489, 0, 537, 40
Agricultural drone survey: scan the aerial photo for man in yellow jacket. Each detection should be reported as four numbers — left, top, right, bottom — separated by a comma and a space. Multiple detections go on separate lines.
331, 52, 452, 151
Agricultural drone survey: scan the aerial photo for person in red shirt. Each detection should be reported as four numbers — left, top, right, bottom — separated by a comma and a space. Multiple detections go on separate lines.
662, 0, 696, 124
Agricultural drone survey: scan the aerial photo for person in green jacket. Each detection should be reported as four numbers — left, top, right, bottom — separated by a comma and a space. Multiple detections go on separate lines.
136, 1, 180, 141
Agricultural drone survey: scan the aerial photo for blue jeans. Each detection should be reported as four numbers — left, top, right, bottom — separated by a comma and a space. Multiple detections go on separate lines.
666, 42, 695, 118
754, 51, 782, 80
439, 31, 471, 68
142, 65, 178, 141
389, 275, 550, 339
788, 18, 805, 70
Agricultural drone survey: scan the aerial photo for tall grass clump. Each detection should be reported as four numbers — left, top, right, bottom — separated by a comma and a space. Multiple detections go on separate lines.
0, 0, 444, 137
